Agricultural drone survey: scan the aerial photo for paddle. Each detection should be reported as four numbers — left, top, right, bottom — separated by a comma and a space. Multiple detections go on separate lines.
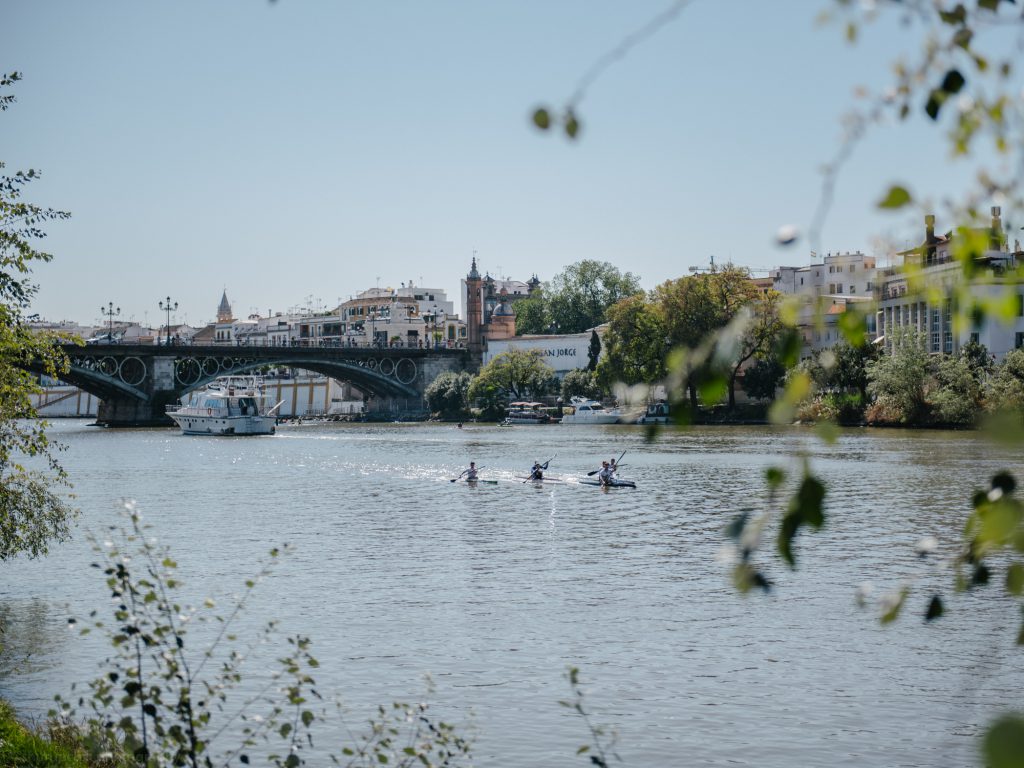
524, 456, 555, 482
450, 466, 485, 483
588, 449, 627, 476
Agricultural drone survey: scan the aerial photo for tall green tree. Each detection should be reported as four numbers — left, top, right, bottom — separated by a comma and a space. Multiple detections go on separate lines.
424, 371, 472, 419
468, 349, 557, 404
0, 72, 76, 560
654, 266, 760, 407
512, 295, 549, 336
722, 292, 784, 409
866, 330, 932, 424
596, 294, 666, 387
545, 260, 643, 334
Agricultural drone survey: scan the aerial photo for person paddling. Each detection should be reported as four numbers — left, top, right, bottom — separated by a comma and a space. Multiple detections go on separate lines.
598, 460, 614, 487
466, 461, 478, 481
529, 461, 544, 481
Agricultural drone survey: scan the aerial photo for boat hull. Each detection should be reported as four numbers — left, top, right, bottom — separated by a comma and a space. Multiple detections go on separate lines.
168, 413, 276, 436
579, 478, 637, 489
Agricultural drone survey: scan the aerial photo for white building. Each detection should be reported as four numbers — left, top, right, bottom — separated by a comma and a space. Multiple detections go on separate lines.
483, 327, 604, 378
771, 251, 878, 354
877, 209, 1024, 359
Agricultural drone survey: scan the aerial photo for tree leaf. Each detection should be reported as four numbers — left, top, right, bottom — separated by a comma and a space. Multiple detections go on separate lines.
878, 185, 913, 209
532, 107, 551, 130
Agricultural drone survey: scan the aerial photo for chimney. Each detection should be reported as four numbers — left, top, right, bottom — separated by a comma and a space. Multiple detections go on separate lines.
925, 214, 936, 264
991, 206, 1003, 251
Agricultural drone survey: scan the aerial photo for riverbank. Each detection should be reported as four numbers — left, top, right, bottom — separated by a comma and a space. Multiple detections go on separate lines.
0, 698, 122, 767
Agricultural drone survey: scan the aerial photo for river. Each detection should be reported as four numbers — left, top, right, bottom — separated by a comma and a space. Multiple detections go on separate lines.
1, 420, 1022, 766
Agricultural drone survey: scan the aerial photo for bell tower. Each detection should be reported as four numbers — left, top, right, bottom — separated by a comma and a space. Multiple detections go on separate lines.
466, 257, 483, 354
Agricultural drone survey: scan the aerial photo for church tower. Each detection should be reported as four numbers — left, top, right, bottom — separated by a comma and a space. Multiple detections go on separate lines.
217, 289, 234, 323
466, 258, 483, 353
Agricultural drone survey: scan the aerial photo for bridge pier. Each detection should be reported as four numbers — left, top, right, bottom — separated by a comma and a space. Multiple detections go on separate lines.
96, 393, 175, 427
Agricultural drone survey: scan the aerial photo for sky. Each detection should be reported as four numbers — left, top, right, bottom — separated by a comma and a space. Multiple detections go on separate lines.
3, 0, 1004, 328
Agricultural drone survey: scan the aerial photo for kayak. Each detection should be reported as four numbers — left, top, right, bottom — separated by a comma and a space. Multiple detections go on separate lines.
578, 478, 637, 489
515, 476, 566, 484
463, 478, 499, 485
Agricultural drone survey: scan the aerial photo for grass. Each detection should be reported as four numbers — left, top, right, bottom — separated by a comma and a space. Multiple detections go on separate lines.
0, 700, 127, 768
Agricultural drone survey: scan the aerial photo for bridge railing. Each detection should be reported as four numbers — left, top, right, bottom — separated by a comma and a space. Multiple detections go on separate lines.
90, 338, 467, 350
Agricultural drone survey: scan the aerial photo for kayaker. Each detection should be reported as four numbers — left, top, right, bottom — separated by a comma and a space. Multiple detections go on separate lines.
530, 461, 544, 480
598, 461, 614, 486
608, 457, 619, 475
466, 461, 478, 481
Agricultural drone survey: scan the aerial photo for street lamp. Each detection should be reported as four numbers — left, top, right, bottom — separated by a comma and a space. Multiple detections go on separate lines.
159, 296, 178, 346
100, 301, 120, 343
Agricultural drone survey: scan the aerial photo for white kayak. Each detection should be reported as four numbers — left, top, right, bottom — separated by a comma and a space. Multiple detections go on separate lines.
578, 478, 637, 489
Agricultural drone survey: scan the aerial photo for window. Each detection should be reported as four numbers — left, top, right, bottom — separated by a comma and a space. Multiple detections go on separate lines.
931, 331, 940, 352
800, 277, 804, 285
866, 282, 874, 291
849, 265, 855, 273
1017, 332, 1024, 349
837, 284, 843, 294
850, 286, 856, 294
837, 265, 843, 273
944, 331, 953, 354
970, 332, 980, 344
829, 266, 834, 273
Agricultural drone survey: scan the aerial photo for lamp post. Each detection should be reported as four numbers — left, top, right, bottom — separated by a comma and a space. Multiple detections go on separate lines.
159, 296, 178, 346
100, 301, 120, 343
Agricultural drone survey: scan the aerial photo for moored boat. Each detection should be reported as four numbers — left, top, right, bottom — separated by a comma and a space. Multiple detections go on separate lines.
501, 402, 554, 425
167, 376, 282, 436
560, 396, 622, 425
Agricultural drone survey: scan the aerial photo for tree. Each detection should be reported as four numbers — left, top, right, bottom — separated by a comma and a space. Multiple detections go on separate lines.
654, 266, 760, 407
586, 329, 601, 371
866, 330, 932, 424
424, 371, 472, 420
721, 292, 783, 409
741, 357, 786, 403
468, 349, 557, 404
595, 294, 666, 387
560, 368, 603, 402
985, 348, 1024, 413
512, 295, 549, 336
545, 260, 643, 334
0, 72, 76, 561
932, 353, 981, 426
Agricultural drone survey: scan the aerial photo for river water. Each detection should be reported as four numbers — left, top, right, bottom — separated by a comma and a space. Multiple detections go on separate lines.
1, 420, 1022, 766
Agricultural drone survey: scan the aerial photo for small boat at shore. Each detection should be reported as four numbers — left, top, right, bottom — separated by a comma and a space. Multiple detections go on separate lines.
501, 402, 555, 425
167, 376, 282, 436
560, 397, 622, 425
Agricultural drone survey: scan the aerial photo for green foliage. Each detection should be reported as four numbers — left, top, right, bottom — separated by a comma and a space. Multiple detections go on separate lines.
560, 369, 604, 402
54, 503, 473, 768
986, 348, 1024, 413
587, 329, 601, 371
544, 260, 643, 335
0, 698, 127, 767
983, 714, 1024, 768
424, 371, 472, 420
742, 358, 785, 402
512, 295, 549, 336
0, 71, 76, 561
866, 330, 932, 424
932, 354, 982, 426
468, 348, 557, 405
561, 667, 618, 768
595, 294, 666, 387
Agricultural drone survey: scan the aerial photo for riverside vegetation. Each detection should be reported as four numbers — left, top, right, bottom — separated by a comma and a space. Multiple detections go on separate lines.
7, 2, 1024, 766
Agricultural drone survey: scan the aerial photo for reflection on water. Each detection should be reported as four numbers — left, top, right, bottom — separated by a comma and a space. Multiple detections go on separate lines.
1, 420, 1022, 767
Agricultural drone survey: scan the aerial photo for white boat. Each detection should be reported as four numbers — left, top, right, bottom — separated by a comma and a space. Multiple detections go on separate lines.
636, 401, 671, 424
501, 402, 554, 425
167, 376, 281, 436
560, 396, 622, 425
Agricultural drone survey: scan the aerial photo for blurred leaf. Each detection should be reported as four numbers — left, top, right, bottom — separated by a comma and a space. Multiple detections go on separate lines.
765, 466, 786, 490
564, 110, 580, 139
983, 714, 1024, 768
532, 107, 551, 130
837, 309, 867, 347
778, 473, 826, 568
815, 420, 840, 445
924, 594, 944, 622
1007, 563, 1024, 596
698, 374, 728, 404
940, 69, 965, 94
878, 185, 913, 209
880, 587, 909, 625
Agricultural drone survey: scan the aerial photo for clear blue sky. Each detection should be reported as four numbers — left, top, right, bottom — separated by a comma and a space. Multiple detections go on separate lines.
4, 1, 992, 328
